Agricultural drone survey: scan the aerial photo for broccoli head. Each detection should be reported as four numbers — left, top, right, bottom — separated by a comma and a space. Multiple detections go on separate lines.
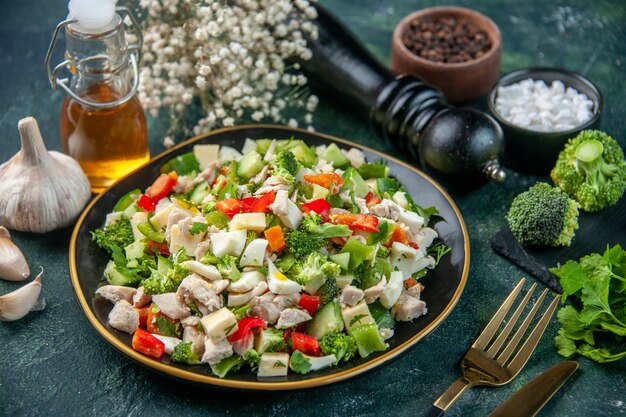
318, 277, 340, 304
171, 341, 202, 365
284, 229, 325, 258
506, 182, 580, 247
301, 213, 352, 239
551, 130, 626, 212
91, 217, 134, 254
318, 332, 358, 364
217, 255, 241, 280
293, 252, 341, 287
270, 150, 298, 184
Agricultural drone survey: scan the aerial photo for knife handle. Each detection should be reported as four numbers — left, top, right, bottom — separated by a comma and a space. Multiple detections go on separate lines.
424, 406, 445, 417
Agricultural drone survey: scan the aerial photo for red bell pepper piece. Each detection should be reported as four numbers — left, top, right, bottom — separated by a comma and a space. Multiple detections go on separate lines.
304, 173, 344, 195
216, 198, 244, 217
146, 172, 177, 201
251, 191, 276, 213
301, 199, 332, 218
135, 306, 150, 328
137, 194, 156, 212
132, 328, 165, 359
146, 240, 170, 256
239, 197, 258, 213
227, 317, 267, 342
330, 213, 379, 232
298, 294, 321, 316
291, 332, 322, 356
365, 192, 382, 208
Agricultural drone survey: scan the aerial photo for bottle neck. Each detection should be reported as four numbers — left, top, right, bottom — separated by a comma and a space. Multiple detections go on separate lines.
64, 14, 132, 99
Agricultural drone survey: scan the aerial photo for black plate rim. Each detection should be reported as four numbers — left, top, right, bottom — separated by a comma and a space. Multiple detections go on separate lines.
69, 124, 470, 390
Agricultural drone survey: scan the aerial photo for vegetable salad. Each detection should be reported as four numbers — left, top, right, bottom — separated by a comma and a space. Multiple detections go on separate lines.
92, 138, 449, 378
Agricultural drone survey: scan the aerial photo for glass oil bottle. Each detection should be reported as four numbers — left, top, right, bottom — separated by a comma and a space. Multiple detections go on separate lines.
45, 0, 149, 192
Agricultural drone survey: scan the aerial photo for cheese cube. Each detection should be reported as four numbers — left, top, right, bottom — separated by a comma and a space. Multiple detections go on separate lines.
200, 307, 238, 341
193, 144, 219, 170
258, 353, 290, 377
229, 213, 266, 232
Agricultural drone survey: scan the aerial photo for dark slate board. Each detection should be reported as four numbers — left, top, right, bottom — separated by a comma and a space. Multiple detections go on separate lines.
491, 196, 626, 294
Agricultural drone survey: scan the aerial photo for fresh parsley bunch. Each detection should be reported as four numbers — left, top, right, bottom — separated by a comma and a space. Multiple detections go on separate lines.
551, 244, 626, 363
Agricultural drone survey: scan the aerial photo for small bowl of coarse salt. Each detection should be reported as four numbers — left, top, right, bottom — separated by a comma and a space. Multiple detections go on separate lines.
488, 67, 602, 174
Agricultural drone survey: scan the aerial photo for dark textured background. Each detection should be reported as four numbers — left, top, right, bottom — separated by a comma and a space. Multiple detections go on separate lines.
1, 0, 625, 416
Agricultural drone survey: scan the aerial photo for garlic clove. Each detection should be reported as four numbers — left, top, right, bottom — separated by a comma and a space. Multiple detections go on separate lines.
0, 268, 44, 321
0, 226, 30, 281
0, 117, 91, 233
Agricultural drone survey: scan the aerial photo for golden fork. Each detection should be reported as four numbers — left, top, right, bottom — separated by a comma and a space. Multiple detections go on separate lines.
425, 278, 560, 417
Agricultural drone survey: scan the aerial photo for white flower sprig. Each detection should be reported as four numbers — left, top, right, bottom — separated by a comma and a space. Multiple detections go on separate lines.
135, 0, 320, 146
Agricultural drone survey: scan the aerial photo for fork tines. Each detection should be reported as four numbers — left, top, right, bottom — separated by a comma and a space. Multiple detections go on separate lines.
472, 278, 560, 373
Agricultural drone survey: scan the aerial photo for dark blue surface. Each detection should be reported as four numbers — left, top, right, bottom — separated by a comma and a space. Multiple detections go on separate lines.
1, 0, 625, 416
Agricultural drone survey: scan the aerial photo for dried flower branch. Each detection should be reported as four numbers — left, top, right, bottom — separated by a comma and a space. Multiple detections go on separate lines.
135, 0, 320, 145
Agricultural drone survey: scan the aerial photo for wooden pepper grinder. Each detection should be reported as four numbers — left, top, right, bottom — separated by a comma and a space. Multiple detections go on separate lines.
301, 5, 506, 183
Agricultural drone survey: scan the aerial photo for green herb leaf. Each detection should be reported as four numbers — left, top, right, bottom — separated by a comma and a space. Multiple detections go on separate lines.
350, 314, 367, 327
189, 222, 208, 235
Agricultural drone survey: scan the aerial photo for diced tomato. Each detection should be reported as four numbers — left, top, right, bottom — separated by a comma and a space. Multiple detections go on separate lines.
137, 194, 156, 212
146, 304, 179, 336
303, 173, 344, 195
146, 172, 177, 201
298, 294, 321, 316
283, 328, 292, 343
330, 213, 379, 232
135, 306, 150, 328
330, 236, 348, 246
239, 197, 258, 212
215, 198, 244, 217
251, 191, 276, 213
409, 242, 420, 250
264, 225, 286, 252
353, 214, 379, 232
389, 224, 411, 246
301, 199, 332, 218
228, 317, 267, 342
295, 322, 307, 333
146, 240, 170, 256
291, 332, 322, 356
365, 192, 382, 208
404, 277, 418, 289
132, 328, 165, 359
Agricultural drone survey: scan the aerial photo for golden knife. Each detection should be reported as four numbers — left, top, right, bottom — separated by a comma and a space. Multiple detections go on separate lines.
488, 361, 579, 417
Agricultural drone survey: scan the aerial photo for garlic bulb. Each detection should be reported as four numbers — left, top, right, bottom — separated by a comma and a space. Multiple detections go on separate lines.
0, 269, 44, 321
0, 117, 91, 233
0, 226, 30, 281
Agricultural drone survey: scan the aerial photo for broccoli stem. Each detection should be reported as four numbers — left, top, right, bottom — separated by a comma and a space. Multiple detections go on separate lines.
575, 139, 604, 163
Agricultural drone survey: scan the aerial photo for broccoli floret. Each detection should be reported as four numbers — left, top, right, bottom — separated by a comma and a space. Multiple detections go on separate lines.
244, 349, 261, 372
293, 252, 341, 287
318, 332, 358, 364
171, 341, 202, 365
141, 269, 178, 295
91, 217, 134, 254
269, 150, 298, 184
506, 182, 580, 247
284, 229, 325, 258
301, 213, 352, 239
217, 255, 241, 280
318, 277, 340, 304
551, 130, 626, 212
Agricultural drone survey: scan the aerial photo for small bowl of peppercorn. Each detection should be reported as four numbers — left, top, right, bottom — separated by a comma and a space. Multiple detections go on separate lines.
391, 6, 502, 103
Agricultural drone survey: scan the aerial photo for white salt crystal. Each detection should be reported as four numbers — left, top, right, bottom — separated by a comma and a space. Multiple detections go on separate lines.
495, 78, 594, 132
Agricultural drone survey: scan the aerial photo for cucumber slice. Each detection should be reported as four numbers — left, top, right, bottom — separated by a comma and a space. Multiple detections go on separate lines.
286, 141, 317, 165
343, 168, 368, 197
190, 180, 210, 205
104, 261, 141, 286
329, 253, 350, 271
368, 301, 395, 329
306, 301, 344, 340
321, 143, 350, 168
237, 151, 264, 180
113, 188, 141, 212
